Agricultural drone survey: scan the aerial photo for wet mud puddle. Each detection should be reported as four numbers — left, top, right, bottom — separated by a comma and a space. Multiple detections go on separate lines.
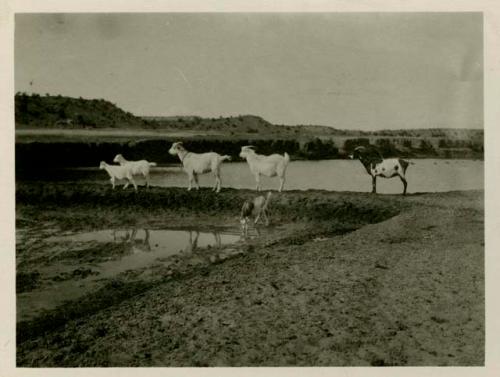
16, 227, 246, 323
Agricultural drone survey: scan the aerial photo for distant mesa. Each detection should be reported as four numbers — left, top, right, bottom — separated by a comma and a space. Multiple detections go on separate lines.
14, 93, 483, 143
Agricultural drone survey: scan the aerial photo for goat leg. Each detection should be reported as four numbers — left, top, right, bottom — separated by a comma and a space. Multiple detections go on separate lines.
371, 176, 377, 194
212, 173, 218, 192
400, 176, 408, 195
129, 177, 138, 192
279, 177, 285, 192
254, 213, 261, 225
264, 210, 270, 226
216, 176, 222, 193
255, 174, 261, 191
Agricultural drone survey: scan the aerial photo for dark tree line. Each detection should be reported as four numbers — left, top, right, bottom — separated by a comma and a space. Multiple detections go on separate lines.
16, 134, 484, 170
15, 138, 342, 169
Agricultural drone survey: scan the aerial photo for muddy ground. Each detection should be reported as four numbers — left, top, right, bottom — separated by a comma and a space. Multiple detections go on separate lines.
15, 183, 484, 366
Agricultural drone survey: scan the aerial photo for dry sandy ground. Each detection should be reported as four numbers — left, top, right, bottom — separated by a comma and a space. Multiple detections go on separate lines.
16, 187, 484, 366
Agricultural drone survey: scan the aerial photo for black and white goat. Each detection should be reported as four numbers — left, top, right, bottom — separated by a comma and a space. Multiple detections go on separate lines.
349, 146, 411, 195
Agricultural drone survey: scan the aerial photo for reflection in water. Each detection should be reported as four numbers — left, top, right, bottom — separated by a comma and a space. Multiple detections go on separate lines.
17, 227, 241, 323
48, 228, 239, 255
240, 223, 262, 240
42, 227, 241, 279
113, 229, 151, 254
184, 230, 224, 254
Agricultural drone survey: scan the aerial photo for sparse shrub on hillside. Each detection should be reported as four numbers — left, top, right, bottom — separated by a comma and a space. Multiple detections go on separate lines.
300, 138, 339, 160
431, 130, 446, 137
375, 138, 400, 157
468, 141, 483, 153
401, 139, 413, 148
15, 93, 145, 129
419, 139, 437, 155
438, 139, 449, 148
343, 138, 370, 153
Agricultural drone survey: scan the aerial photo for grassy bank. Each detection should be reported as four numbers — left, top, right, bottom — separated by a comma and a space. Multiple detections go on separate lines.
16, 182, 405, 225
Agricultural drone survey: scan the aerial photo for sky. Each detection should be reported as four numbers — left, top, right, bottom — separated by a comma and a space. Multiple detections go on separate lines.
15, 13, 483, 130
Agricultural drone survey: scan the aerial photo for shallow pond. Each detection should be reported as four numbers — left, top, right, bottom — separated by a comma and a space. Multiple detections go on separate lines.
16, 227, 245, 323
17, 159, 484, 194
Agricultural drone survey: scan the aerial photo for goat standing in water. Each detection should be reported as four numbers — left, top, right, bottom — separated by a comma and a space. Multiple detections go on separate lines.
240, 192, 272, 236
349, 146, 411, 195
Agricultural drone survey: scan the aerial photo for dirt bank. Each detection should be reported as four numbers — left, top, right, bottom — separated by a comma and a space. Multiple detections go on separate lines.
16, 184, 484, 366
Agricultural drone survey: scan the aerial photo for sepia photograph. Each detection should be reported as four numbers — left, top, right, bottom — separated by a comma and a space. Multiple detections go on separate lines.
7, 8, 488, 370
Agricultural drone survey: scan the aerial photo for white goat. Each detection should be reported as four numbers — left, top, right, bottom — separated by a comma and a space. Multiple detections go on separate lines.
168, 142, 231, 193
113, 154, 157, 188
349, 146, 411, 195
239, 146, 290, 192
99, 161, 137, 191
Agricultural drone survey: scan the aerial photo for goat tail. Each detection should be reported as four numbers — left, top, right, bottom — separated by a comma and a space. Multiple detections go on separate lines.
284, 152, 290, 164
148, 162, 157, 167
398, 158, 413, 174
221, 155, 232, 162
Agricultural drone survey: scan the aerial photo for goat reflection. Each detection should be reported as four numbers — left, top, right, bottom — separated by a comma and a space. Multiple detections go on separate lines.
112, 229, 151, 254
183, 230, 223, 254
110, 228, 229, 256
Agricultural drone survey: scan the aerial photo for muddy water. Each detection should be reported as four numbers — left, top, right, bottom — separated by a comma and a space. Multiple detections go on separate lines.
17, 227, 243, 323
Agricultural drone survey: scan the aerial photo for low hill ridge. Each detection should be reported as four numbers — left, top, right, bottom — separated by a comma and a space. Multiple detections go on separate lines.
15, 93, 483, 142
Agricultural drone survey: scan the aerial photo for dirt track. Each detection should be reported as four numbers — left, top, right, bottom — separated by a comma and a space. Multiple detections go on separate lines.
16, 184, 484, 366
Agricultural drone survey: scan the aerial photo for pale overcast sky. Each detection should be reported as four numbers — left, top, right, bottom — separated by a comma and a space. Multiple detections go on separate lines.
15, 13, 482, 130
